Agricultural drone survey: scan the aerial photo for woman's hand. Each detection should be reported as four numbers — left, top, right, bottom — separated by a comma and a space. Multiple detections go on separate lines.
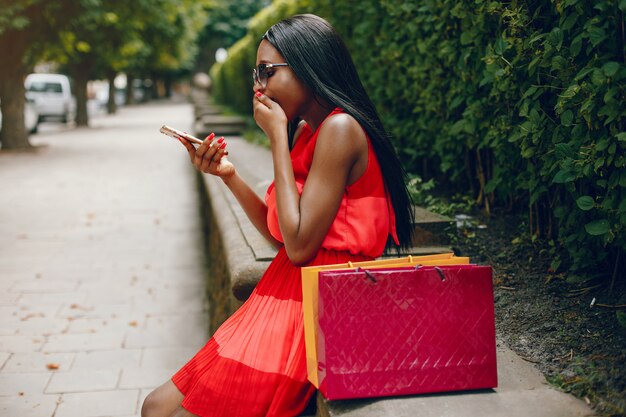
252, 92, 288, 142
179, 133, 235, 179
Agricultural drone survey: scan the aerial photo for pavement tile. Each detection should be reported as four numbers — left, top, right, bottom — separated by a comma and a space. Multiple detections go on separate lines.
10, 316, 70, 337
118, 367, 175, 389
55, 303, 134, 320
46, 369, 120, 394
10, 279, 79, 293
0, 291, 19, 306
0, 334, 45, 353
146, 312, 208, 329
0, 393, 60, 417
141, 347, 200, 370
42, 331, 124, 352
66, 317, 138, 334
54, 389, 139, 417
72, 349, 142, 371
123, 325, 207, 349
0, 351, 9, 368
3, 351, 75, 373
0, 372, 51, 396
17, 292, 87, 306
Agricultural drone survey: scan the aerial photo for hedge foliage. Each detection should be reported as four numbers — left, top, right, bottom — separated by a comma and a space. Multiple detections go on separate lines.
210, 0, 625, 281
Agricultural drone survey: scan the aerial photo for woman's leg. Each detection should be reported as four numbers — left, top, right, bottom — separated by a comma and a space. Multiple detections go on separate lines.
170, 406, 200, 417
141, 380, 186, 417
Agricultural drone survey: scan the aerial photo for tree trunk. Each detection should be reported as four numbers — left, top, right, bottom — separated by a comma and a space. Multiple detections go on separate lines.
125, 74, 135, 105
0, 30, 31, 150
164, 74, 172, 98
106, 70, 117, 114
70, 61, 93, 127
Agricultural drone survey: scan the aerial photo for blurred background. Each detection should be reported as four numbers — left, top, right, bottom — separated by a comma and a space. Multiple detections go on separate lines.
0, 0, 269, 142
0, 0, 624, 329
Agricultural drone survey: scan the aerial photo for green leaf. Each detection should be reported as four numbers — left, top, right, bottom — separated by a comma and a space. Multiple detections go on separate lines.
574, 67, 593, 81
576, 196, 595, 211
553, 169, 576, 183
570, 34, 583, 57
584, 219, 610, 235
602, 62, 620, 77
617, 132, 626, 142
547, 27, 563, 51
561, 13, 578, 31
555, 143, 576, 159
560, 110, 574, 126
597, 139, 609, 151
494, 38, 507, 55
522, 147, 536, 158
621, 0, 626, 12
588, 27, 606, 47
591, 69, 605, 85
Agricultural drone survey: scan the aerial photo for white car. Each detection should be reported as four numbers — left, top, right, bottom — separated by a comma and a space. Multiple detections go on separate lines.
25, 73, 75, 123
0, 97, 40, 134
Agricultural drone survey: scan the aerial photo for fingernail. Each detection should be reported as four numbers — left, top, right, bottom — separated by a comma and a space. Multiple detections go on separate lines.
217, 137, 224, 144
219, 142, 227, 149
205, 133, 215, 141
255, 91, 262, 98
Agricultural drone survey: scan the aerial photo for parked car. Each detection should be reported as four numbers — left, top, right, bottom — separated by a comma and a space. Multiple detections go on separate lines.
0, 96, 40, 134
25, 73, 75, 123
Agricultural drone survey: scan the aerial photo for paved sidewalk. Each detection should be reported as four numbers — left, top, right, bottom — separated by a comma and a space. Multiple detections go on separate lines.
0, 100, 209, 417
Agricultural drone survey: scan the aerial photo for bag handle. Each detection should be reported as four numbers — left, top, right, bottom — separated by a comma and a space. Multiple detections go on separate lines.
355, 265, 447, 284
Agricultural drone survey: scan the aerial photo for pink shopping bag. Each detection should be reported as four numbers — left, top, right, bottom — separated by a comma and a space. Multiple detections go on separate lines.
316, 264, 497, 400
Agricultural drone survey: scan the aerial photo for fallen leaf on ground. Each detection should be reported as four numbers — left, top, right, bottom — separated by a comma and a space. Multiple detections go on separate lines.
46, 363, 60, 370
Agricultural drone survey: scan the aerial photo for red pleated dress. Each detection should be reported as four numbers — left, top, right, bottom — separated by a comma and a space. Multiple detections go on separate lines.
172, 108, 399, 416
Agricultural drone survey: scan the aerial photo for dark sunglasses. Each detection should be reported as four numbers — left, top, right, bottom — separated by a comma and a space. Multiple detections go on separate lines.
252, 63, 289, 88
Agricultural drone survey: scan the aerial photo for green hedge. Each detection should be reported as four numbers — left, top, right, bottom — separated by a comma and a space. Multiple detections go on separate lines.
210, 0, 625, 280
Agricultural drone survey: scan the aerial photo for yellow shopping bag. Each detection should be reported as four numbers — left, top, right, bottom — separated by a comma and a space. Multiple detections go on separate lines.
301, 253, 470, 387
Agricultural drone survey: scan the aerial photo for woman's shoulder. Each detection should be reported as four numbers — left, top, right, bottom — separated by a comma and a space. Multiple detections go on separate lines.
316, 111, 368, 156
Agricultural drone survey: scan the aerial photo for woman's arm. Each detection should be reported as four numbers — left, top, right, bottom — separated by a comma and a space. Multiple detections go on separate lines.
253, 96, 368, 265
222, 172, 282, 248
178, 135, 282, 248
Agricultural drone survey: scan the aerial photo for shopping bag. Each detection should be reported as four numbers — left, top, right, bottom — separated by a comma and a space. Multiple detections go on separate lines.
301, 253, 470, 387
315, 264, 497, 400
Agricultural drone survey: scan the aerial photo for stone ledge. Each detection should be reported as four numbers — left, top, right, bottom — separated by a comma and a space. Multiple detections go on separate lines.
315, 346, 592, 417
194, 114, 247, 137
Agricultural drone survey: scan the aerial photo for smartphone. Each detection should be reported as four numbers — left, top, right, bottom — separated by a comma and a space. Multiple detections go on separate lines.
160, 125, 205, 145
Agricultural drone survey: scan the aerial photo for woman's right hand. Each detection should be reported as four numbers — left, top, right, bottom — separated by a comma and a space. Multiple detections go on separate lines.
179, 133, 235, 179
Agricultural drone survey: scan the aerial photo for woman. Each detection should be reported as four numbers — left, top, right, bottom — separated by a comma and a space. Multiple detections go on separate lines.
142, 13, 413, 417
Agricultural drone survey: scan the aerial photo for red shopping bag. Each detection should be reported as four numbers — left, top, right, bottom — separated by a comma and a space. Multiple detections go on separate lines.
316, 265, 497, 400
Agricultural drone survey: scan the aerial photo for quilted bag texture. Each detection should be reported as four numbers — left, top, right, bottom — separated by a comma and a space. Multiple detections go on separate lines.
316, 265, 497, 400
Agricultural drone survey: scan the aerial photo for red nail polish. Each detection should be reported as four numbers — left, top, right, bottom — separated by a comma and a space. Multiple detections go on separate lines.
255, 91, 262, 98
217, 137, 224, 144
219, 142, 227, 149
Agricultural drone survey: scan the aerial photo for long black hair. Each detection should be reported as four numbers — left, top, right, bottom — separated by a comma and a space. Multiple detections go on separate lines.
263, 14, 414, 250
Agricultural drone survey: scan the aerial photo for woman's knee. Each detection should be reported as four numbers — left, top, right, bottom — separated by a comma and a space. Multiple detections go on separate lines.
141, 389, 160, 417
141, 381, 184, 417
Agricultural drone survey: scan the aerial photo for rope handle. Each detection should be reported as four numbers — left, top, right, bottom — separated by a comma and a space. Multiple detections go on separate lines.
355, 265, 446, 284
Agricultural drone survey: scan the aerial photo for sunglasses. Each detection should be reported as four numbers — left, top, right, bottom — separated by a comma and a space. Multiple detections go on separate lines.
252, 63, 289, 88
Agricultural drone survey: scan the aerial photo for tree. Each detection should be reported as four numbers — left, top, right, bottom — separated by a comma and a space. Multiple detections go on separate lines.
49, 0, 210, 125
0, 0, 78, 150
194, 0, 271, 73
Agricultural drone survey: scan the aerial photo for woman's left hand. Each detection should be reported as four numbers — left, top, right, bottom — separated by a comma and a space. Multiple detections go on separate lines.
252, 91, 288, 142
